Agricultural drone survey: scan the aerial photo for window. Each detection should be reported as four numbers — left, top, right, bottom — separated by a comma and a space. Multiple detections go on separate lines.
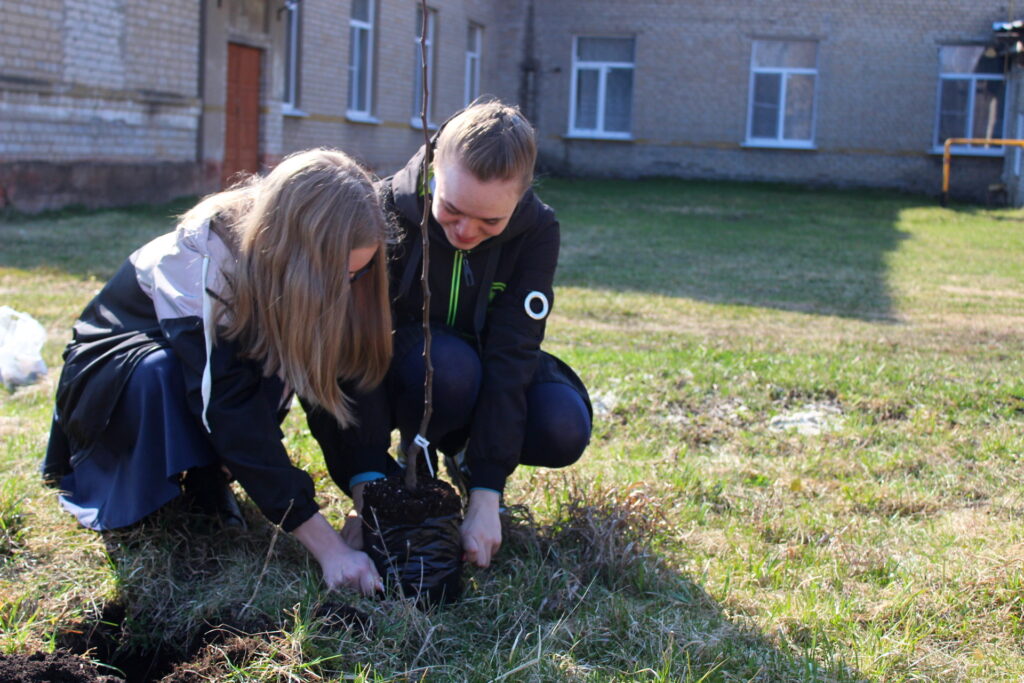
745, 40, 817, 148
934, 46, 1005, 154
465, 23, 482, 106
282, 0, 301, 111
568, 36, 635, 139
411, 6, 437, 127
348, 0, 375, 120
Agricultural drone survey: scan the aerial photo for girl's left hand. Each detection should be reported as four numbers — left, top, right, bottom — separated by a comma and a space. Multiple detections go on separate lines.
341, 509, 364, 550
461, 489, 502, 568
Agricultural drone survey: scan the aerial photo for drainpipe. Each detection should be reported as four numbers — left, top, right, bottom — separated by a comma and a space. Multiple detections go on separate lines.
518, 0, 537, 125
196, 0, 206, 185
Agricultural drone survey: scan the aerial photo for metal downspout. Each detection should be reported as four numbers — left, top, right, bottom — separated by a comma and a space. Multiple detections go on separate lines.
196, 0, 206, 182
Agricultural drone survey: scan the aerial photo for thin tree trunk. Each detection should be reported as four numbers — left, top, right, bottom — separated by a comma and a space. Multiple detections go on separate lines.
404, 0, 434, 491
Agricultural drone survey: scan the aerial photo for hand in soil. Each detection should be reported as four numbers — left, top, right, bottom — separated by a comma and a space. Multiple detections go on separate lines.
322, 545, 383, 595
461, 489, 502, 568
292, 512, 383, 595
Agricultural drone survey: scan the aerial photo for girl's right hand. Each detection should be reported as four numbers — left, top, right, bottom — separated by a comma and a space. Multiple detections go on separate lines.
292, 511, 382, 596
319, 544, 383, 595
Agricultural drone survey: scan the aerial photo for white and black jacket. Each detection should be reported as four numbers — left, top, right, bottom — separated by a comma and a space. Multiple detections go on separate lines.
45, 217, 318, 532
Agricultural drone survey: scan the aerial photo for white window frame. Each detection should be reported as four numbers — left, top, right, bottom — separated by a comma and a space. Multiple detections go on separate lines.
464, 23, 482, 107
347, 0, 377, 122
744, 40, 818, 149
932, 46, 1006, 157
567, 36, 635, 140
411, 7, 437, 129
282, 0, 304, 115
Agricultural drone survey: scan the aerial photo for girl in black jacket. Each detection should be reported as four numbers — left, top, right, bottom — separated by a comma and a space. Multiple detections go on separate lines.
306, 101, 592, 569
44, 149, 393, 595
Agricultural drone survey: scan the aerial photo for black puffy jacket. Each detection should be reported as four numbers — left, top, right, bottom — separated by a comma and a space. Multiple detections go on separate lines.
377, 145, 560, 493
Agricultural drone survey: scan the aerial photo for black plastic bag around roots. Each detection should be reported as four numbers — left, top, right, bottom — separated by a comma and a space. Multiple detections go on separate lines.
363, 512, 462, 606
361, 477, 464, 606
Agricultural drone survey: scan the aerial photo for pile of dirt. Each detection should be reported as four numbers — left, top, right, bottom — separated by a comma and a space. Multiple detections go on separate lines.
0, 650, 120, 683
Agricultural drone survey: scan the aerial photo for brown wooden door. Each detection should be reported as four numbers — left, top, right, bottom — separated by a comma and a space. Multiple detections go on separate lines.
223, 43, 261, 187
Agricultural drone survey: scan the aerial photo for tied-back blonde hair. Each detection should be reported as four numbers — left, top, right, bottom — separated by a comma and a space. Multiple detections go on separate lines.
434, 98, 537, 192
182, 148, 392, 427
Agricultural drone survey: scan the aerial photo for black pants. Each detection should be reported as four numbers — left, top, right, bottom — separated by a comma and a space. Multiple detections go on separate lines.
305, 331, 592, 495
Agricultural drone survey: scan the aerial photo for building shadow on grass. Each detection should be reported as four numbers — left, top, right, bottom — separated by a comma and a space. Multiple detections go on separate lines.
543, 177, 918, 322
2, 180, 918, 322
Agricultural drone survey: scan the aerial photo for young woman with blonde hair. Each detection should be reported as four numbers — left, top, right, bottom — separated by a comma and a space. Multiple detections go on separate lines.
43, 149, 391, 595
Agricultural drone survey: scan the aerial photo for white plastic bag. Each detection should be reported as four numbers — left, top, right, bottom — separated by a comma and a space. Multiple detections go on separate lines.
0, 306, 48, 389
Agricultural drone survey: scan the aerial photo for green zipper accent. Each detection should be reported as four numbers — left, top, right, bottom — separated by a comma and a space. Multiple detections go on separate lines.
447, 251, 465, 327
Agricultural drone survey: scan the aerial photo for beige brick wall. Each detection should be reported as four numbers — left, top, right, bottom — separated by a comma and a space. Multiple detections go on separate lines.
0, 0, 200, 164
125, 0, 198, 96
63, 0, 126, 88
0, 1, 64, 81
527, 0, 1009, 196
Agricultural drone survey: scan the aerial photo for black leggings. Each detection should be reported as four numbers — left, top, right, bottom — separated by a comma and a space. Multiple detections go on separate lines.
306, 332, 591, 494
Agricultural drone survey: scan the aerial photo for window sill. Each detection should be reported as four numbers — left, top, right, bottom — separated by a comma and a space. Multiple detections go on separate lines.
282, 106, 309, 118
563, 132, 634, 142
742, 140, 816, 150
346, 111, 381, 125
929, 146, 1005, 158
410, 118, 439, 131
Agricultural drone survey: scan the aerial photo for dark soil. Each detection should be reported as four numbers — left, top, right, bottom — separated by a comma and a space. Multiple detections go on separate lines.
55, 601, 273, 683
0, 650, 120, 683
362, 476, 461, 525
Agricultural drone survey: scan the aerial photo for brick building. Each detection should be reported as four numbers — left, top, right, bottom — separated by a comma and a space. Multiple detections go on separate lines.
0, 0, 1018, 211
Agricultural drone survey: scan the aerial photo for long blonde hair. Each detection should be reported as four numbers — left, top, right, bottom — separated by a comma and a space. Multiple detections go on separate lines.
183, 149, 392, 427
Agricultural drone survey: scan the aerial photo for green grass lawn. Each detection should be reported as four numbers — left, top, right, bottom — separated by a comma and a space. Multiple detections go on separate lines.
2, 181, 1023, 681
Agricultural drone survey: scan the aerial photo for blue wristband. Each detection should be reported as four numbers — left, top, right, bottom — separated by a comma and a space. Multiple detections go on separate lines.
349, 471, 386, 490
